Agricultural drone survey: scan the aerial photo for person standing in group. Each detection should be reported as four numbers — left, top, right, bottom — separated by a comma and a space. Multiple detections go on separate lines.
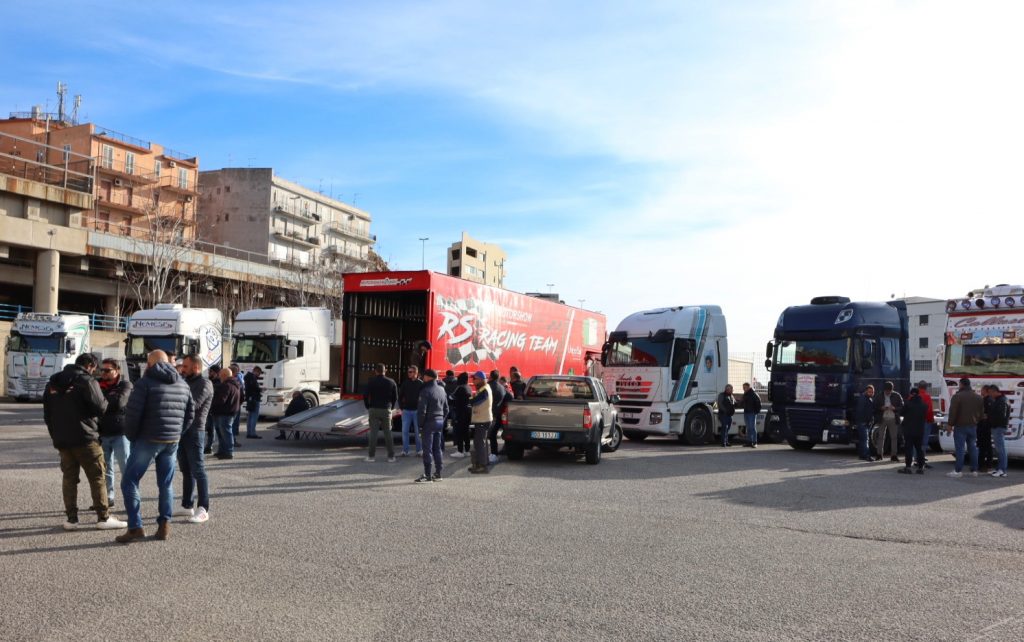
98, 358, 132, 508
398, 365, 424, 456
917, 381, 935, 469
977, 385, 994, 473
872, 381, 903, 461
450, 372, 473, 458
988, 385, 1010, 478
442, 369, 459, 441
717, 384, 735, 447
175, 355, 213, 524
897, 388, 927, 474
407, 340, 430, 373
243, 366, 263, 439
469, 371, 493, 474
203, 364, 221, 454
277, 390, 311, 440
363, 363, 398, 463
487, 370, 507, 462
210, 367, 242, 460
42, 353, 127, 531
741, 383, 761, 448
510, 371, 527, 400
229, 363, 243, 445
947, 377, 984, 478
852, 385, 876, 462
116, 350, 194, 543
415, 369, 449, 483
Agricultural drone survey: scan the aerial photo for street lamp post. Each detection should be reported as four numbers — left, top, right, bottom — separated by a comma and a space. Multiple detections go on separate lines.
578, 299, 585, 308
546, 283, 554, 294
418, 237, 429, 270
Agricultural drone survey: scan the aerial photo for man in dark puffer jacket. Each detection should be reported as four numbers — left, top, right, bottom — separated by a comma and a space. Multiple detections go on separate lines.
115, 350, 194, 544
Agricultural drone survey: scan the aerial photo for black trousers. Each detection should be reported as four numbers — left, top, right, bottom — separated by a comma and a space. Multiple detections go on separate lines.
489, 417, 501, 455
903, 426, 925, 468
978, 426, 993, 468
454, 415, 471, 453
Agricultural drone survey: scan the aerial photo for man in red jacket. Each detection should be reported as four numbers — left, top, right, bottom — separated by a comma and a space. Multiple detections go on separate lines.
917, 381, 935, 469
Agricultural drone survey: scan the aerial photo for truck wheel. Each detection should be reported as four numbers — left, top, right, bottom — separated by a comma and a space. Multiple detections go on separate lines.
787, 439, 814, 451
624, 431, 648, 442
763, 418, 784, 443
681, 408, 712, 445
584, 436, 602, 464
302, 391, 318, 409
506, 444, 524, 461
602, 423, 623, 452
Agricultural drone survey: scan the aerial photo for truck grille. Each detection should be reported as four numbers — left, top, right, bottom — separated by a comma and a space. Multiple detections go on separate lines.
787, 408, 826, 433
24, 377, 48, 394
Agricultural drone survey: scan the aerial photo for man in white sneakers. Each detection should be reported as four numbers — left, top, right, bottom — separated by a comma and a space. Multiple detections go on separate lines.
946, 377, 983, 478
988, 385, 1011, 478
175, 355, 213, 524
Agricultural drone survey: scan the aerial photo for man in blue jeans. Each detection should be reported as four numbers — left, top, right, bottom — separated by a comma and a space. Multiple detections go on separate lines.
415, 369, 449, 483
98, 359, 133, 505
946, 377, 983, 478
398, 365, 424, 456
115, 350, 194, 544
741, 383, 761, 448
988, 385, 1010, 478
211, 367, 242, 460
243, 366, 263, 439
852, 384, 875, 461
176, 355, 213, 524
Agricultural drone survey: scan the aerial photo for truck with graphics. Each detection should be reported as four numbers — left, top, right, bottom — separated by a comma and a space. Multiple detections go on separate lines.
766, 296, 910, 451
936, 285, 1024, 458
232, 307, 339, 418
5, 313, 90, 401
277, 270, 606, 438
600, 306, 730, 444
124, 304, 223, 382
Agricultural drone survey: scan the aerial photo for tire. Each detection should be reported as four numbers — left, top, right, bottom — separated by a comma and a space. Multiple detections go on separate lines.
602, 423, 623, 452
787, 439, 815, 451
763, 418, 784, 443
302, 391, 318, 409
681, 408, 713, 445
506, 444, 524, 461
624, 431, 648, 442
584, 432, 602, 465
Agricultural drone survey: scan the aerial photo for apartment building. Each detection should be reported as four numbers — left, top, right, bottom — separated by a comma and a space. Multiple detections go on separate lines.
447, 232, 506, 288
899, 296, 948, 396
0, 111, 199, 242
197, 168, 374, 271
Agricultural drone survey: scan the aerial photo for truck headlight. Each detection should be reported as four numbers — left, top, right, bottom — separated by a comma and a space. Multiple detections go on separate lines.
267, 395, 286, 404
650, 412, 663, 425
830, 419, 849, 427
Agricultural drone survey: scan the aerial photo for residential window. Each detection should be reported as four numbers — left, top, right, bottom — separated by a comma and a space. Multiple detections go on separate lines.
466, 247, 478, 258
919, 337, 928, 349
154, 160, 161, 178
451, 249, 461, 260
919, 315, 929, 326
178, 168, 188, 189
125, 151, 135, 175
914, 360, 932, 371
225, 185, 230, 193
450, 266, 461, 277
101, 145, 114, 169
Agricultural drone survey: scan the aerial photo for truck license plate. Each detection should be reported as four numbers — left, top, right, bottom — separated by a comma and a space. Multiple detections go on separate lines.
531, 431, 560, 440
796, 435, 810, 442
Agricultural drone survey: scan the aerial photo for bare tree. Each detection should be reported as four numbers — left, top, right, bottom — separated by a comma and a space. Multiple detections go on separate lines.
117, 200, 197, 311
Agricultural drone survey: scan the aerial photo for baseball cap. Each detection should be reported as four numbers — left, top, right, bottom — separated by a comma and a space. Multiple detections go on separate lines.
473, 370, 486, 380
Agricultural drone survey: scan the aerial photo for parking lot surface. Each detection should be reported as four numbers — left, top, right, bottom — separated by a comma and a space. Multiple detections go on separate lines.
1, 402, 1022, 641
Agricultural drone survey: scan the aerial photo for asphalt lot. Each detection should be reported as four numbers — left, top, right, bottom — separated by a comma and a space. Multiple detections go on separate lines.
1, 402, 1022, 642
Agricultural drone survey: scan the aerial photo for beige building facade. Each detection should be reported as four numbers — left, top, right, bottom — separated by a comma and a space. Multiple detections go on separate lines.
447, 232, 506, 288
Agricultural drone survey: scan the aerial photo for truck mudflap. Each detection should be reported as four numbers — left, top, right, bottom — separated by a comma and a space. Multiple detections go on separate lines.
275, 398, 371, 437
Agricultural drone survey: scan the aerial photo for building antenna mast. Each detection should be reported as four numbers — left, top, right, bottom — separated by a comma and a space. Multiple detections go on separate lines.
56, 81, 67, 123
72, 94, 82, 125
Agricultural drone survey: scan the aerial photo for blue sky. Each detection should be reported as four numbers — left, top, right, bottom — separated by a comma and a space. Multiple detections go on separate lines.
4, 1, 1023, 351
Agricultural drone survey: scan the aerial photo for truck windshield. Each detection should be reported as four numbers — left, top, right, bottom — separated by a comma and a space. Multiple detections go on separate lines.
127, 336, 182, 359
233, 337, 285, 363
944, 342, 1024, 376
9, 332, 65, 353
774, 338, 850, 369
604, 338, 671, 367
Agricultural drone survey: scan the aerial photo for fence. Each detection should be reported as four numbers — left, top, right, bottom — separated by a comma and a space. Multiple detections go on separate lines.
0, 303, 127, 332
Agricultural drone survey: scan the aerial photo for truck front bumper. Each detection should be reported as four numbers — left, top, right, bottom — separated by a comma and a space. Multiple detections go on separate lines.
780, 407, 855, 445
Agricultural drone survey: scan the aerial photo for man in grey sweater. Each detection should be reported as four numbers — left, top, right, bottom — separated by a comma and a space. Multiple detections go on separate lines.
415, 369, 449, 483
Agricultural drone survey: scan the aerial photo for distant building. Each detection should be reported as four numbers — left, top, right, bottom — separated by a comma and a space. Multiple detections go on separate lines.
198, 168, 375, 271
447, 232, 506, 288
897, 296, 948, 397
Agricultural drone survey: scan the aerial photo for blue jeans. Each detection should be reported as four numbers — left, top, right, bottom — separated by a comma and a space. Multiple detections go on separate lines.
856, 423, 872, 459
953, 425, 979, 473
246, 403, 261, 437
719, 415, 732, 446
422, 417, 444, 477
991, 428, 1008, 473
121, 440, 178, 529
921, 422, 933, 457
177, 429, 209, 510
101, 435, 130, 502
401, 410, 421, 454
213, 414, 234, 457
744, 412, 758, 445
232, 410, 240, 437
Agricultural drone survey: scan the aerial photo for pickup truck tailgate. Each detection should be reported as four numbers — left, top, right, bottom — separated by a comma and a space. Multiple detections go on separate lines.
509, 403, 586, 431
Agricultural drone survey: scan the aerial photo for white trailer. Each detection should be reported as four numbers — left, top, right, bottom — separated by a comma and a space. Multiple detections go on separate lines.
5, 313, 90, 400
124, 304, 223, 382
232, 307, 338, 418
936, 285, 1024, 459
601, 306, 737, 444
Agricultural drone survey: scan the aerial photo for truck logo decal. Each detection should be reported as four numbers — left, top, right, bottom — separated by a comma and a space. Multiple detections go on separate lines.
834, 309, 854, 324
436, 295, 559, 366
672, 308, 709, 401
616, 375, 653, 399
360, 277, 413, 287
128, 320, 176, 331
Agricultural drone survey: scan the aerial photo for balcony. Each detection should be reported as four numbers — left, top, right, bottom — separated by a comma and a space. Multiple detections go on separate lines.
272, 229, 320, 248
272, 202, 319, 225
96, 157, 158, 184
0, 131, 95, 197
157, 172, 198, 197
96, 191, 151, 216
93, 126, 152, 152
161, 148, 197, 166
323, 220, 375, 243
323, 244, 367, 262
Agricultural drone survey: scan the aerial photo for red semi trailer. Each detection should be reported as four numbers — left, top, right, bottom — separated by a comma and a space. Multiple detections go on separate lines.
340, 271, 606, 394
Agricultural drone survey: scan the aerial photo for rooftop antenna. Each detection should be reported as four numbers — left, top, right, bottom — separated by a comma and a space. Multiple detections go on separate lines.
56, 81, 67, 123
72, 95, 82, 124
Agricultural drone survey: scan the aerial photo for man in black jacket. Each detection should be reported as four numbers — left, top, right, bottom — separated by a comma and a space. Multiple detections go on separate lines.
897, 388, 927, 474
716, 384, 736, 447
399, 365, 424, 456
487, 370, 507, 461
43, 353, 127, 531
210, 368, 242, 460
989, 385, 1010, 478
243, 366, 263, 439
450, 373, 473, 457
176, 355, 214, 524
276, 390, 311, 441
852, 384, 876, 461
741, 383, 762, 448
364, 363, 398, 462
98, 358, 132, 508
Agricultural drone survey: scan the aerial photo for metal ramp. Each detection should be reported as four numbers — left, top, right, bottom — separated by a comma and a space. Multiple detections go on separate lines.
275, 398, 371, 438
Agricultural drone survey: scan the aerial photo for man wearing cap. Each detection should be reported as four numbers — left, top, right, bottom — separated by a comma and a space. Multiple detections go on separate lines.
469, 371, 493, 474
946, 377, 983, 478
415, 369, 449, 482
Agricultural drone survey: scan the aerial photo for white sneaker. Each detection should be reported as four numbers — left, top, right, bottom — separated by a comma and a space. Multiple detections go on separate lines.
449, 451, 461, 459
969, 471, 979, 477
62, 520, 80, 531
488, 454, 498, 464
991, 470, 1007, 478
946, 471, 963, 478
96, 516, 128, 530
174, 506, 195, 518
188, 507, 209, 524
386, 456, 397, 463
364, 456, 376, 462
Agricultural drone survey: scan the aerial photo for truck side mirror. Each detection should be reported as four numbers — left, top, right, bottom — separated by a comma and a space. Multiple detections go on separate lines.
764, 358, 772, 370
64, 338, 76, 354
285, 346, 298, 360
610, 394, 621, 405
765, 341, 774, 359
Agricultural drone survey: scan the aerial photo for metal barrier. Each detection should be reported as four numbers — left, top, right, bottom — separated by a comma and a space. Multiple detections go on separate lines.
0, 303, 127, 332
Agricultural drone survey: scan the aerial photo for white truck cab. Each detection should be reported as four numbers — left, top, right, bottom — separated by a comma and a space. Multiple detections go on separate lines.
602, 306, 729, 444
125, 304, 223, 382
5, 313, 90, 401
232, 307, 336, 418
